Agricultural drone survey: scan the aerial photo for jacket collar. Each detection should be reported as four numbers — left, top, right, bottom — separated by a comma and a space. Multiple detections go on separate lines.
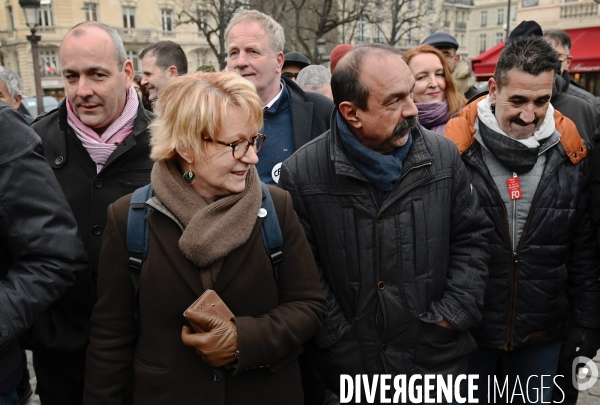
283, 76, 314, 150
329, 109, 436, 210
446, 94, 587, 164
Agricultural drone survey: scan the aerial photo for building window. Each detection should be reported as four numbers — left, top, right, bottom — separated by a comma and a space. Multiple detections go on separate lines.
161, 9, 173, 32
357, 15, 366, 42
374, 23, 383, 43
428, 0, 435, 11
480, 11, 487, 27
497, 9, 504, 25
12, 52, 20, 77
38, 0, 53, 27
123, 6, 136, 29
408, 0, 415, 11
407, 21, 415, 46
522, 0, 539, 7
40, 49, 60, 76
84, 3, 97, 21
6, 6, 14, 30
127, 50, 139, 73
496, 32, 504, 44
478, 33, 487, 53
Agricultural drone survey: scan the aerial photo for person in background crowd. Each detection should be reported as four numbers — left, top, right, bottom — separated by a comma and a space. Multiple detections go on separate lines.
29, 21, 154, 405
421, 32, 479, 99
282, 51, 310, 82
445, 35, 600, 404
133, 75, 153, 112
543, 28, 600, 113
140, 41, 188, 102
0, 66, 33, 124
225, 10, 333, 186
329, 44, 353, 73
403, 45, 466, 134
280, 43, 492, 401
296, 65, 332, 100
0, 101, 88, 405
84, 71, 327, 405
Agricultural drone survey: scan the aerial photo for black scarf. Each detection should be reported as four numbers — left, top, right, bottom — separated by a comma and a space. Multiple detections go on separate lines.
478, 120, 539, 174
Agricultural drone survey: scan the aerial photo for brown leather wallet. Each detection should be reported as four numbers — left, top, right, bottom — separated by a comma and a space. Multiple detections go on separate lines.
183, 289, 235, 333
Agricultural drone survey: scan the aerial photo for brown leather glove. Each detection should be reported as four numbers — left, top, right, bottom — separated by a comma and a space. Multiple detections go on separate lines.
181, 309, 238, 368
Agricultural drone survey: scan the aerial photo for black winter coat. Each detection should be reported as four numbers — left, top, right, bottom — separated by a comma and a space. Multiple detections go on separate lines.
0, 102, 88, 388
446, 100, 600, 350
280, 116, 493, 393
29, 101, 154, 380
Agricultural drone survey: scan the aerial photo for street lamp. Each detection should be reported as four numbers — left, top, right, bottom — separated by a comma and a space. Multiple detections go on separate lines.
316, 37, 326, 64
19, 0, 44, 115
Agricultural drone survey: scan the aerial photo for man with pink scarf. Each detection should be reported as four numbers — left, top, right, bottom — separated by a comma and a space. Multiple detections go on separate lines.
29, 21, 154, 405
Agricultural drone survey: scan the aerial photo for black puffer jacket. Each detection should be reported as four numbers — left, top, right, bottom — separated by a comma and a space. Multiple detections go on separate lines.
0, 102, 88, 390
446, 99, 600, 350
280, 116, 492, 392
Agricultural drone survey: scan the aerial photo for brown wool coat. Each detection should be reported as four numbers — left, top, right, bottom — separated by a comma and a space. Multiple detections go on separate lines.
83, 185, 327, 405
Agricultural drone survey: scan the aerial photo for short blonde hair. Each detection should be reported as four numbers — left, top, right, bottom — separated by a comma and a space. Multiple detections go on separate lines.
150, 71, 263, 162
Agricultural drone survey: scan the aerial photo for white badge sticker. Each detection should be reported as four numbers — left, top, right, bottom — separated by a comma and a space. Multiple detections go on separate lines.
271, 162, 282, 184
258, 208, 267, 218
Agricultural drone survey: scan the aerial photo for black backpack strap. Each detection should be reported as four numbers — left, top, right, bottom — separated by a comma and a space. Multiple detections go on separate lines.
126, 183, 153, 334
260, 182, 284, 280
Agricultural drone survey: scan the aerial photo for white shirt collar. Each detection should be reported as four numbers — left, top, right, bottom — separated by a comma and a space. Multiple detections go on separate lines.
264, 82, 284, 110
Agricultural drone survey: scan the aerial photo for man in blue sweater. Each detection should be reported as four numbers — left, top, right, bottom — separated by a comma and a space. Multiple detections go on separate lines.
225, 10, 333, 185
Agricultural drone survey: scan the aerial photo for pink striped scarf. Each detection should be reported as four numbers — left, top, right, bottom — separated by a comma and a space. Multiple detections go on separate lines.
67, 86, 139, 173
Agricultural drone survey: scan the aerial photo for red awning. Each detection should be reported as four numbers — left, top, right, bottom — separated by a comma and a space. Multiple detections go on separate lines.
471, 41, 505, 80
567, 26, 600, 73
470, 26, 600, 80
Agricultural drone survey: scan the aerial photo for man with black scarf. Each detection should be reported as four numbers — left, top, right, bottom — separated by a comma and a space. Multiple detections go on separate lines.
445, 35, 600, 404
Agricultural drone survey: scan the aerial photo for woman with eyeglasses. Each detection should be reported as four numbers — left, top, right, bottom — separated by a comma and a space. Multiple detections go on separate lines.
403, 45, 467, 135
83, 71, 327, 405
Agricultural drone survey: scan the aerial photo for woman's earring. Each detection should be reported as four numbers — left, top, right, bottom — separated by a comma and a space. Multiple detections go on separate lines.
183, 163, 196, 185
490, 104, 496, 114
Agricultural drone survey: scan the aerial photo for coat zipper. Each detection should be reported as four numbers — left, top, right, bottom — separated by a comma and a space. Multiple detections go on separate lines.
465, 158, 513, 350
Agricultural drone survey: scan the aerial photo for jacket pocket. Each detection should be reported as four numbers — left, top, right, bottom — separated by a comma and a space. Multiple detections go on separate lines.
413, 322, 475, 373
134, 354, 169, 372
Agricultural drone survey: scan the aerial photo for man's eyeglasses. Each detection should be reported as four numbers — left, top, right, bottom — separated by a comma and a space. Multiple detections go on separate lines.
282, 72, 299, 80
557, 53, 571, 63
206, 133, 266, 159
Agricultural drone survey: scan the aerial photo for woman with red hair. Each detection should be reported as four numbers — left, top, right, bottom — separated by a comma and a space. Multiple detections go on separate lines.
403, 45, 466, 134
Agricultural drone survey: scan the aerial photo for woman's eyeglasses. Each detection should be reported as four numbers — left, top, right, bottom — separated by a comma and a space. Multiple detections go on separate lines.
206, 133, 266, 159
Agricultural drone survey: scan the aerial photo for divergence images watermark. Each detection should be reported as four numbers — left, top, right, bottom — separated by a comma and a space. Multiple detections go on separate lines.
338, 357, 599, 404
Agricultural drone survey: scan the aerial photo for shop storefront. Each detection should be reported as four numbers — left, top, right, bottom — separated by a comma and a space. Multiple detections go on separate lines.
471, 26, 600, 97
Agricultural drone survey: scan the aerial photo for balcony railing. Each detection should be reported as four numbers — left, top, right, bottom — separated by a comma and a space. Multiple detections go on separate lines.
560, 1, 598, 18
455, 21, 467, 30
443, 0, 474, 6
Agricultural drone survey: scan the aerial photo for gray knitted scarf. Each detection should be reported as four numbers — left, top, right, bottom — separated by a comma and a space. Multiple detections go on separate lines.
151, 160, 262, 289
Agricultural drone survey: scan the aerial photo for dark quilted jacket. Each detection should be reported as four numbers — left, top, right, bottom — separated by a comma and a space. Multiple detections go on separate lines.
446, 99, 600, 350
280, 115, 493, 392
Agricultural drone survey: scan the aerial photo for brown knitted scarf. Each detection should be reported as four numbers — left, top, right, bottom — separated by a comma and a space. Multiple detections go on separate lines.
151, 160, 262, 289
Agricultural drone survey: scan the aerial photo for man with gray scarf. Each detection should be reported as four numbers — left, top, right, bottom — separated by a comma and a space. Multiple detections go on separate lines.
445, 35, 600, 403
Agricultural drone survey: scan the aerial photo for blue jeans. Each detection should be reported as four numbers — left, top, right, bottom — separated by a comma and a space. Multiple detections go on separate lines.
0, 391, 18, 405
467, 343, 561, 404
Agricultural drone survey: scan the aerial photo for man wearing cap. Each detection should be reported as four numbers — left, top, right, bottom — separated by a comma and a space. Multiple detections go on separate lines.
282, 51, 310, 82
329, 44, 353, 72
225, 10, 333, 185
422, 32, 479, 99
